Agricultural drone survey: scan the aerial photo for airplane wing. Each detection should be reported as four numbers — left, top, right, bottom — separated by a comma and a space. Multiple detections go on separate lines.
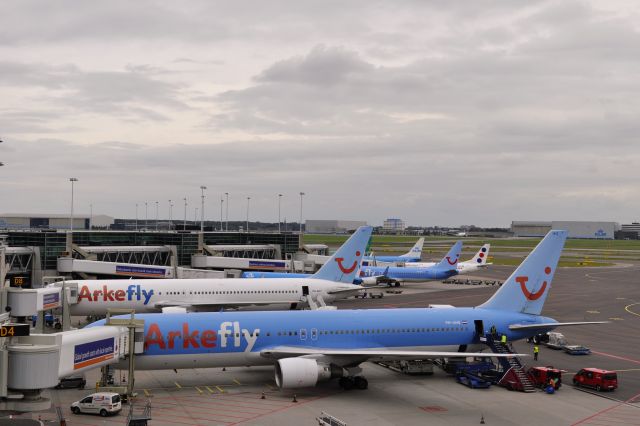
508, 321, 609, 330
260, 346, 528, 360
153, 299, 303, 310
327, 287, 364, 295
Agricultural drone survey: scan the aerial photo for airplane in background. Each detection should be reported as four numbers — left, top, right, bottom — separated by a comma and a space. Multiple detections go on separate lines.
358, 241, 463, 286
91, 230, 605, 390
53, 227, 373, 315
404, 244, 492, 274
362, 237, 425, 264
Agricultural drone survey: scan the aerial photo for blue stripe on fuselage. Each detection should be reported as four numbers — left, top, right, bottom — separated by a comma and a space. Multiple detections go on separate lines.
87, 308, 555, 357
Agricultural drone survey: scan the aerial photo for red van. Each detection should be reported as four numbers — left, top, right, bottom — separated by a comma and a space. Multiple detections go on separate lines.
573, 368, 617, 391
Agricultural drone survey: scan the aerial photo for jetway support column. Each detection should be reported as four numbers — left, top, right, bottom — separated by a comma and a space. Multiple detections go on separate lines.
104, 309, 145, 398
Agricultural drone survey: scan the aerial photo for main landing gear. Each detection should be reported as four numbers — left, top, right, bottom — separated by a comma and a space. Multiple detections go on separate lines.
339, 376, 368, 390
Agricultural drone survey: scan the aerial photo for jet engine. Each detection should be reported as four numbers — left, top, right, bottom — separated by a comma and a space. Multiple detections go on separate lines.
274, 358, 344, 389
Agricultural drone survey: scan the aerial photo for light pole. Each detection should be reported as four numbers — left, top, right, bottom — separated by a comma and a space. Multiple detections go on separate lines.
299, 192, 305, 233
246, 197, 251, 232
278, 194, 283, 233
155, 201, 159, 230
183, 197, 187, 230
144, 202, 148, 230
168, 200, 173, 223
135, 203, 138, 231
195, 207, 198, 222
200, 186, 207, 232
220, 197, 224, 231
69, 178, 78, 232
225, 192, 229, 231
89, 203, 93, 230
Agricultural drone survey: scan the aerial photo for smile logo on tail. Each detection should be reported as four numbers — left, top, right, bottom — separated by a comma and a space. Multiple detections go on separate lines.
446, 254, 460, 265
335, 251, 361, 274
517, 267, 552, 301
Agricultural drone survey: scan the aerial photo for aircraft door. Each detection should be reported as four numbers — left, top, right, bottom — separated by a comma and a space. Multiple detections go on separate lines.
300, 328, 307, 340
474, 320, 484, 340
310, 328, 318, 341
302, 286, 309, 296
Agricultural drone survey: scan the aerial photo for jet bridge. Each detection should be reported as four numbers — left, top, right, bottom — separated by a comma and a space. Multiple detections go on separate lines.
0, 244, 43, 288
57, 244, 224, 279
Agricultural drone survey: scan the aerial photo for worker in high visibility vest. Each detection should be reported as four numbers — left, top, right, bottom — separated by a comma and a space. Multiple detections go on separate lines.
534, 345, 540, 361
501, 334, 507, 346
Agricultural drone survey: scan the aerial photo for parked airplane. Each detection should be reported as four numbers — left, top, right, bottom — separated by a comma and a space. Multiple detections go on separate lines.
362, 237, 424, 264
92, 230, 603, 390
55, 227, 373, 315
404, 244, 491, 274
358, 241, 463, 286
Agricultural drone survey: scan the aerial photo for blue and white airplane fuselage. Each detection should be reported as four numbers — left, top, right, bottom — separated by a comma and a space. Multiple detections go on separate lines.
100, 308, 557, 370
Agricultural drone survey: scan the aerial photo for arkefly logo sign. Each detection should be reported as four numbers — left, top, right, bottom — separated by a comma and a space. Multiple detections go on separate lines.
517, 266, 552, 301
335, 251, 360, 274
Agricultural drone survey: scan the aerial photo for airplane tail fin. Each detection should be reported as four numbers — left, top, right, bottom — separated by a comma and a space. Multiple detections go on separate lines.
399, 237, 424, 260
312, 226, 373, 283
469, 244, 491, 265
434, 241, 463, 269
478, 230, 567, 315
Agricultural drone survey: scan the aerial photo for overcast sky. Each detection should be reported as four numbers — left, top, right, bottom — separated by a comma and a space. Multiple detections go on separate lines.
1, 1, 639, 227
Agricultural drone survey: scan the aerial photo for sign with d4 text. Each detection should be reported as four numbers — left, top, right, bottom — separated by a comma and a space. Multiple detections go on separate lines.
0, 324, 30, 337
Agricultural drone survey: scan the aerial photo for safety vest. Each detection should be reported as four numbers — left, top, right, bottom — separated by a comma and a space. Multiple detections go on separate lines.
501, 335, 507, 344
534, 346, 539, 353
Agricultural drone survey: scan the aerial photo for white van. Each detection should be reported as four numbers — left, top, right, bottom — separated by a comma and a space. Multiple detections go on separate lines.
71, 392, 122, 416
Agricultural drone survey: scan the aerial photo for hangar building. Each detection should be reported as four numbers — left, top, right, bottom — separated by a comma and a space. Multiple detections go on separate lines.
305, 220, 367, 234
511, 221, 619, 239
0, 213, 114, 230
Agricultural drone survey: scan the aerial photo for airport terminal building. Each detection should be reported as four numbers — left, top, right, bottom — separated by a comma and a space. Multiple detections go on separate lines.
511, 221, 619, 239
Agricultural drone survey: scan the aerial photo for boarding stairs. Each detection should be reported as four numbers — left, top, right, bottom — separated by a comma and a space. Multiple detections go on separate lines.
484, 334, 536, 392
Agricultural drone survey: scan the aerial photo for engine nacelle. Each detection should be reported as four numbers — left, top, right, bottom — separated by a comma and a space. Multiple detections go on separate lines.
275, 358, 344, 389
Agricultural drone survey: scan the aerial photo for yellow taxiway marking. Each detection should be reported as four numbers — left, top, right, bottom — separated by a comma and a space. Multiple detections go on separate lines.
586, 310, 600, 314
617, 297, 627, 300
233, 379, 242, 386
206, 386, 216, 394
143, 389, 152, 397
608, 317, 624, 321
625, 303, 640, 317
215, 386, 225, 393
174, 382, 182, 389
195, 386, 204, 395
614, 368, 640, 373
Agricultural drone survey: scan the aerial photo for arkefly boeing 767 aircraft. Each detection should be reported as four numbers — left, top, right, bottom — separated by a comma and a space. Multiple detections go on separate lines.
91, 230, 604, 390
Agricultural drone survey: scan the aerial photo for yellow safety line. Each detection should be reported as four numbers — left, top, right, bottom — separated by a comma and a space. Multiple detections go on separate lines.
144, 389, 152, 397
233, 379, 242, 386
195, 386, 204, 395
206, 386, 215, 394
174, 382, 182, 389
625, 303, 640, 317
216, 386, 225, 393
608, 317, 624, 321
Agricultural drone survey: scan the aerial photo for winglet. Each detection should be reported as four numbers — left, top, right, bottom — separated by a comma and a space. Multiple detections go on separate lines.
311, 226, 373, 283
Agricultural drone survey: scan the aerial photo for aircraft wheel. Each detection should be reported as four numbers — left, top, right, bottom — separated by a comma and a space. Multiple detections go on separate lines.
354, 377, 368, 390
394, 282, 400, 288
339, 377, 354, 390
